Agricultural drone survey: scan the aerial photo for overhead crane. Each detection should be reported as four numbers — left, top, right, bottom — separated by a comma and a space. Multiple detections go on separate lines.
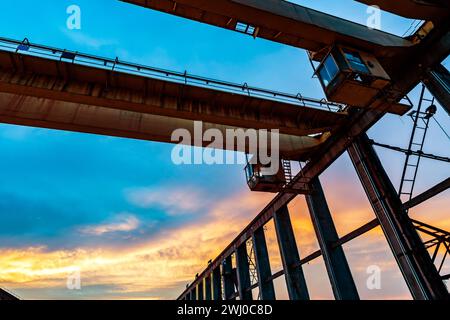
0, 0, 449, 300
118, 0, 450, 300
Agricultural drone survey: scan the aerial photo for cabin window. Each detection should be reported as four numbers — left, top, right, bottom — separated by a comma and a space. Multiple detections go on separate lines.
343, 49, 370, 74
318, 54, 339, 87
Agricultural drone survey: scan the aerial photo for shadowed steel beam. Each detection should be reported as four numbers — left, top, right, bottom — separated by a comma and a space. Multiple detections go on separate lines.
236, 244, 253, 300
273, 205, 309, 300
355, 0, 449, 20
348, 134, 449, 300
252, 227, 276, 300
424, 64, 450, 116
205, 275, 212, 300
212, 267, 222, 300
197, 280, 204, 300
222, 256, 235, 300
404, 178, 450, 210
177, 23, 450, 301
0, 288, 19, 301
122, 0, 412, 56
306, 177, 359, 300
190, 289, 197, 301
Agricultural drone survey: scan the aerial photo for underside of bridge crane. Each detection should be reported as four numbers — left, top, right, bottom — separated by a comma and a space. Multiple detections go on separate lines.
0, 0, 449, 300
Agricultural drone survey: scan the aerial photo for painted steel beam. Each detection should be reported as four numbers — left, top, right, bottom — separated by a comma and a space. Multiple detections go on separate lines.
197, 280, 204, 300
306, 177, 359, 300
252, 227, 276, 300
205, 275, 212, 300
190, 288, 197, 301
212, 267, 222, 300
122, 0, 412, 56
355, 0, 449, 20
0, 46, 347, 161
222, 256, 235, 300
348, 133, 449, 300
177, 12, 450, 301
424, 64, 450, 116
0, 288, 19, 301
403, 178, 450, 210
273, 205, 309, 300
235, 244, 253, 300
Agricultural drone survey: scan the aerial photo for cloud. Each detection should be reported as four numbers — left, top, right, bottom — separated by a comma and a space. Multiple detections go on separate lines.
125, 186, 208, 216
79, 214, 140, 236
62, 29, 118, 50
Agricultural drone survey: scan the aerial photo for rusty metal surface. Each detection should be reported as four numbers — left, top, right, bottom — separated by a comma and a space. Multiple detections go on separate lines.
122, 0, 413, 56
355, 0, 449, 20
0, 38, 352, 160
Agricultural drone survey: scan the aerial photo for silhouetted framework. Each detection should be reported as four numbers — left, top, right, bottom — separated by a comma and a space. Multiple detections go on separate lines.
0, 0, 449, 300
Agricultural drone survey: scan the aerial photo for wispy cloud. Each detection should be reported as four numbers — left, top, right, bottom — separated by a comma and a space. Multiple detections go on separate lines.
79, 214, 140, 235
62, 29, 118, 50
125, 186, 207, 216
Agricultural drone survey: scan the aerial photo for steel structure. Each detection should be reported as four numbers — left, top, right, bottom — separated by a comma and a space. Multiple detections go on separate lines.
0, 0, 449, 300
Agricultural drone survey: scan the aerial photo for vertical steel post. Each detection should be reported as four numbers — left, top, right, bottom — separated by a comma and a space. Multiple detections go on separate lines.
273, 205, 310, 300
190, 288, 197, 301
222, 256, 235, 300
424, 64, 450, 116
212, 266, 222, 300
306, 177, 359, 300
197, 280, 204, 301
348, 133, 449, 300
205, 274, 212, 300
236, 243, 253, 300
252, 227, 276, 300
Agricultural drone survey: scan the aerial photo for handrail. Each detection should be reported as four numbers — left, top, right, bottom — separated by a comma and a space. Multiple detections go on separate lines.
0, 36, 345, 113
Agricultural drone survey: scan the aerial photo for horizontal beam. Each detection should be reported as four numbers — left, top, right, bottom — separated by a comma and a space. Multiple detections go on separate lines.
122, 0, 412, 56
371, 140, 450, 163
0, 39, 349, 160
355, 0, 450, 20
404, 178, 450, 210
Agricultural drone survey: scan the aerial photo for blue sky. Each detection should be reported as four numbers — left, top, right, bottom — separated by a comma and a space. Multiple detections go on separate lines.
0, 0, 449, 299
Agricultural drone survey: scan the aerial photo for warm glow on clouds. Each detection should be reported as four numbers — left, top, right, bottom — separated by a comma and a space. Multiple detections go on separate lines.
125, 186, 209, 215
0, 178, 448, 300
79, 214, 141, 235
0, 189, 273, 299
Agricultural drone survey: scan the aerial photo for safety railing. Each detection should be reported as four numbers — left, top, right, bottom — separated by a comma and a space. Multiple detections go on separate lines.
0, 37, 345, 113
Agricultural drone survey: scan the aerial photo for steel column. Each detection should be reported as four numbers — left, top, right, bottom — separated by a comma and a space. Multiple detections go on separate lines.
424, 64, 450, 116
222, 256, 235, 300
236, 244, 253, 300
190, 288, 197, 301
212, 266, 222, 300
252, 227, 276, 300
348, 133, 449, 300
205, 275, 212, 300
197, 280, 204, 301
273, 205, 310, 300
306, 177, 360, 300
